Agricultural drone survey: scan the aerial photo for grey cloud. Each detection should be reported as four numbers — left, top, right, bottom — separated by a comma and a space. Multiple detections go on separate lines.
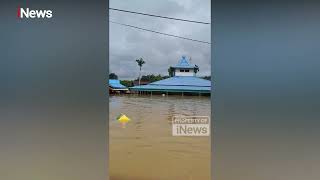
110, 0, 211, 79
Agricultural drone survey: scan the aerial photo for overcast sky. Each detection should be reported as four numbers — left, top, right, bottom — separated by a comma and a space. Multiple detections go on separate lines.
109, 0, 211, 80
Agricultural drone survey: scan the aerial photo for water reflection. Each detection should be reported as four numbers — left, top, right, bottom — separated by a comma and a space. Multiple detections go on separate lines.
109, 95, 211, 180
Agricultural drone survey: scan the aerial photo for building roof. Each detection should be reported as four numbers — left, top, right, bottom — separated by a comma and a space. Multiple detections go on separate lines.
109, 79, 128, 89
171, 56, 197, 69
130, 76, 211, 93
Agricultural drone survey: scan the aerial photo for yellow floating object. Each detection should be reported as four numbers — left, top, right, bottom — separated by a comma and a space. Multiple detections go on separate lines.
117, 114, 130, 123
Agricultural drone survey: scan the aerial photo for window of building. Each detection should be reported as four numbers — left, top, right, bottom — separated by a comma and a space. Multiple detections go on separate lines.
180, 69, 185, 72
185, 69, 190, 72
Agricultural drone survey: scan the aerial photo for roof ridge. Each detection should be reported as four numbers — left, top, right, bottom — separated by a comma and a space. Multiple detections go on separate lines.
177, 56, 190, 66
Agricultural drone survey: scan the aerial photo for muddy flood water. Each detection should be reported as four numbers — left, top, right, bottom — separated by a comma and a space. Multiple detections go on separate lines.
109, 95, 211, 180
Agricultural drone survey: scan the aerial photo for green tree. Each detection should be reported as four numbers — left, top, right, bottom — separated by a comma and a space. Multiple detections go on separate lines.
136, 58, 146, 85
120, 80, 134, 87
168, 67, 175, 77
137, 74, 168, 83
109, 73, 118, 80
162, 75, 170, 79
202, 76, 211, 80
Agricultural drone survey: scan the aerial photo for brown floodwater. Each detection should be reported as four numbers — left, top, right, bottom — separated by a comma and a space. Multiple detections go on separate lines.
109, 95, 211, 180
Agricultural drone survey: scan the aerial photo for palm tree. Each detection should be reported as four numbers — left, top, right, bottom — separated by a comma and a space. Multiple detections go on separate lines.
136, 58, 145, 86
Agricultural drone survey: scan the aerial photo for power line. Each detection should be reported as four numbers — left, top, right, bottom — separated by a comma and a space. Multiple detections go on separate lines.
109, 7, 210, 25
109, 20, 211, 45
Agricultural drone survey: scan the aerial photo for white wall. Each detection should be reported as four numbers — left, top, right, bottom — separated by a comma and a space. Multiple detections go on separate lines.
175, 69, 195, 76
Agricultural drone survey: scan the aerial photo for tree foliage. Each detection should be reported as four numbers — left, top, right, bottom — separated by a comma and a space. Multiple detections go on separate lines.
136, 58, 145, 70
202, 76, 211, 80
136, 74, 169, 83
168, 67, 175, 77
120, 80, 134, 87
109, 73, 118, 80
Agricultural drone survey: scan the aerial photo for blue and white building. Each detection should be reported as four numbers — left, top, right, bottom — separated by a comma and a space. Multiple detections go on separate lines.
130, 56, 211, 95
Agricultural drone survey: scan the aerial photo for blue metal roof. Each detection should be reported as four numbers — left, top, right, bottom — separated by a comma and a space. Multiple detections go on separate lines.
171, 56, 197, 69
109, 79, 127, 89
130, 85, 210, 92
130, 76, 211, 93
150, 76, 210, 87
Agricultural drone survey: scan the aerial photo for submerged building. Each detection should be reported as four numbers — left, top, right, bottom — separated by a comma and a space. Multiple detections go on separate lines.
109, 79, 129, 94
130, 56, 211, 95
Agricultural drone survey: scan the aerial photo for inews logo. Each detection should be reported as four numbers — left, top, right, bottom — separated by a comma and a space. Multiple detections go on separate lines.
17, 6, 53, 19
